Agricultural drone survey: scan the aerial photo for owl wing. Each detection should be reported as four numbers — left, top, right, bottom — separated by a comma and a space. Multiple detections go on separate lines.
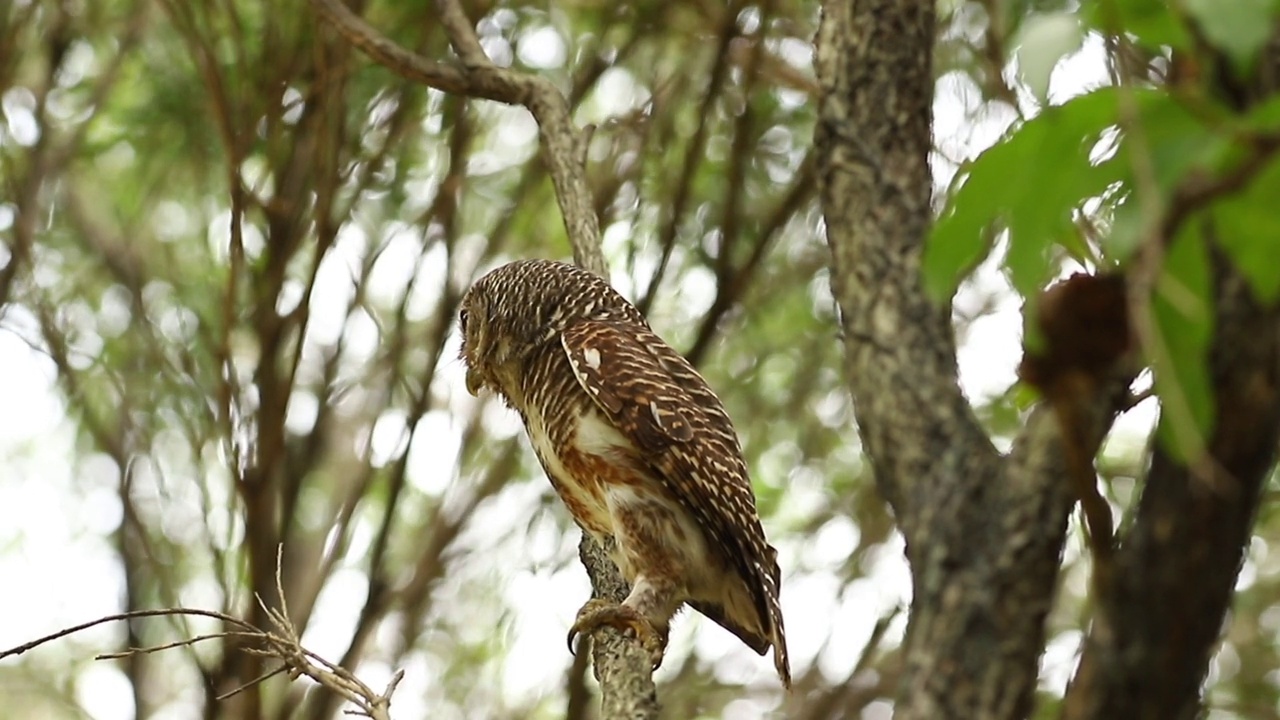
560, 320, 697, 451
560, 320, 782, 659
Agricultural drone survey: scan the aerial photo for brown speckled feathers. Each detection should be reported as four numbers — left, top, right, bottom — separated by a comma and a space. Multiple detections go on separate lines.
460, 259, 790, 686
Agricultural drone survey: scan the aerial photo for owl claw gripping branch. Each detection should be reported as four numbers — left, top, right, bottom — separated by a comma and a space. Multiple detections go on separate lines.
459, 259, 791, 687
567, 598, 667, 670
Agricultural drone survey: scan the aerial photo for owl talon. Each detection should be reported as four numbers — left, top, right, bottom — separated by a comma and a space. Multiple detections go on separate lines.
567, 598, 666, 669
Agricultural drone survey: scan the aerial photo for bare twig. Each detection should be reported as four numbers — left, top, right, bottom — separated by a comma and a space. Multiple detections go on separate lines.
0, 547, 404, 720
0, 609, 255, 661
795, 604, 902, 720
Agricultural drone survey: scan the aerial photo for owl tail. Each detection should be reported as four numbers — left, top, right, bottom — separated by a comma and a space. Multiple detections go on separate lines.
769, 588, 792, 689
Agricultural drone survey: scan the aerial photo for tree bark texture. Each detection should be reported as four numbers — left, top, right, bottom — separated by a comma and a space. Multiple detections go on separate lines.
816, 2, 1119, 718
579, 537, 663, 719
817, 3, 1280, 719
1064, 260, 1280, 720
1062, 37, 1280, 712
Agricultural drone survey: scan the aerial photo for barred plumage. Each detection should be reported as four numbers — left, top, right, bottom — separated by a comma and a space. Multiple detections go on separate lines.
459, 259, 790, 687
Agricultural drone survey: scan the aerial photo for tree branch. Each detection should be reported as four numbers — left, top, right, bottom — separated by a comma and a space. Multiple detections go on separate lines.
310, 0, 605, 276
815, 1, 1098, 717
579, 537, 662, 719
311, 1, 654, 714
1059, 34, 1280, 720
815, 0, 997, 533
1, 550, 404, 720
1063, 259, 1280, 720
636, 1, 742, 315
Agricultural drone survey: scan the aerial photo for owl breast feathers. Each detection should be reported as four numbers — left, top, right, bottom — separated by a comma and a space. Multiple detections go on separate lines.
459, 259, 789, 687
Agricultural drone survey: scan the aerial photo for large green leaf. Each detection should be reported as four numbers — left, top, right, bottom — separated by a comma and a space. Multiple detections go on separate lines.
1084, 0, 1192, 51
1099, 92, 1232, 261
1214, 155, 1280, 304
1150, 221, 1216, 464
1133, 93, 1233, 192
1240, 95, 1280, 132
926, 88, 1237, 300
1184, 0, 1280, 71
924, 88, 1124, 300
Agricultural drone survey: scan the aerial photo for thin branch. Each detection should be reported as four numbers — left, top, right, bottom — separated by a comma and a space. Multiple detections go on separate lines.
217, 665, 294, 702
975, 0, 1021, 110
432, 0, 489, 68
579, 535, 663, 719
97, 631, 266, 660
309, 0, 475, 96
310, 0, 605, 276
2, 547, 404, 720
795, 605, 902, 720
637, 1, 743, 314
0, 609, 255, 661
686, 155, 816, 366
1161, 132, 1280, 242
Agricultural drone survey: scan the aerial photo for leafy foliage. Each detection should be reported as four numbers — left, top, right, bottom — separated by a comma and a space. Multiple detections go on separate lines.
924, 13, 1280, 460
2, 0, 1279, 718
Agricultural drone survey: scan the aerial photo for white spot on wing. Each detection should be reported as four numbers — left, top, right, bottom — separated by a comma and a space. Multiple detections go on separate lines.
649, 401, 664, 429
583, 347, 602, 370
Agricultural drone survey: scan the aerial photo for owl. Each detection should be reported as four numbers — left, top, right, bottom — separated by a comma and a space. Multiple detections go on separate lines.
459, 259, 789, 686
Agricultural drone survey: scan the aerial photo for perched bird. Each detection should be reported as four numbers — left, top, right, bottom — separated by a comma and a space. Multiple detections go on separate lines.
459, 259, 790, 687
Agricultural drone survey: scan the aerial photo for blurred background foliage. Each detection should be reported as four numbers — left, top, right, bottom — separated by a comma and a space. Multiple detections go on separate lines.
0, 0, 1277, 718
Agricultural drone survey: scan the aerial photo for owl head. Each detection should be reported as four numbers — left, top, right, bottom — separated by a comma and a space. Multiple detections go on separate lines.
458, 259, 641, 397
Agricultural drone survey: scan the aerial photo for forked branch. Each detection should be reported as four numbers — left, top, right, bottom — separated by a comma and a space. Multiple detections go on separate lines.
309, 0, 605, 277
0, 548, 403, 720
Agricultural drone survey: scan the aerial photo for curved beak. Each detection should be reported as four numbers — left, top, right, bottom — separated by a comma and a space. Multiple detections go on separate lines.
465, 367, 484, 396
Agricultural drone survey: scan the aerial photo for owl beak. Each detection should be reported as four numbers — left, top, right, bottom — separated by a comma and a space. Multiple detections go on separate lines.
465, 367, 484, 396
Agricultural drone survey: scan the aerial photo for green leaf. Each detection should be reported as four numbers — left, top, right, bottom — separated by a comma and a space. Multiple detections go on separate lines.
1015, 12, 1085, 105
1240, 94, 1280, 132
1099, 92, 1232, 262
921, 198, 993, 302
1133, 92, 1232, 192
1184, 0, 1279, 72
924, 88, 1123, 301
1085, 0, 1192, 51
1214, 155, 1280, 303
1150, 221, 1215, 464
1103, 195, 1143, 262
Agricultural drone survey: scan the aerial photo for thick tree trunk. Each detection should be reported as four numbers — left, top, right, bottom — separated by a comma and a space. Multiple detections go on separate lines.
815, 2, 1123, 718
1064, 262, 1280, 720
1063, 37, 1280, 720
816, 2, 1070, 717
817, 4, 1280, 718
